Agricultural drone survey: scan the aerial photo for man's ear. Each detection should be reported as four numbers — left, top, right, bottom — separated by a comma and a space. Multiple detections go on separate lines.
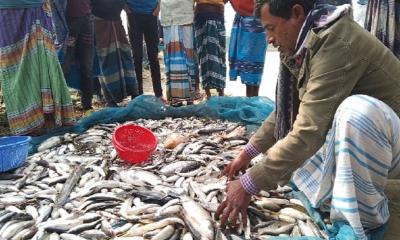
291, 4, 306, 22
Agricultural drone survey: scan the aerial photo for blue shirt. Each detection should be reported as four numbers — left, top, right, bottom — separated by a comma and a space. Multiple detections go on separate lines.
126, 0, 157, 15
0, 0, 44, 8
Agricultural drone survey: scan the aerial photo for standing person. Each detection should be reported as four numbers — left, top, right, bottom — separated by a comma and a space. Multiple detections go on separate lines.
365, 0, 400, 59
160, 0, 197, 106
228, 0, 268, 97
91, 0, 139, 107
63, 0, 94, 112
194, 0, 227, 99
214, 0, 400, 239
126, 0, 166, 103
51, 0, 68, 49
0, 0, 75, 135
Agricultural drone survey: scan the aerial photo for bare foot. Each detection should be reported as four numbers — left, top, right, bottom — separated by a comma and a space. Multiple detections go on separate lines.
205, 88, 211, 100
194, 91, 204, 101
158, 96, 168, 105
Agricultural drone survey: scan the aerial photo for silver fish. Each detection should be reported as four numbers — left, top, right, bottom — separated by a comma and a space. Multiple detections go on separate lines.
120, 169, 162, 186
182, 199, 214, 240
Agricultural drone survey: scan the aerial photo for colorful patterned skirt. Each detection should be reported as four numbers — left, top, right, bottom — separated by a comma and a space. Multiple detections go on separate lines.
229, 13, 267, 87
0, 1, 75, 135
94, 17, 139, 104
163, 25, 196, 102
365, 0, 400, 58
194, 18, 226, 90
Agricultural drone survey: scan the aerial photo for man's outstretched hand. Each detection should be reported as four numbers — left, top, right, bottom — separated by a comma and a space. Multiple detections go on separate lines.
215, 180, 251, 229
222, 150, 251, 181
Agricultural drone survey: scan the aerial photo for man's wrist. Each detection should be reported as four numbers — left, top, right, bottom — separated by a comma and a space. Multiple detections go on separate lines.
244, 143, 261, 159
240, 172, 260, 195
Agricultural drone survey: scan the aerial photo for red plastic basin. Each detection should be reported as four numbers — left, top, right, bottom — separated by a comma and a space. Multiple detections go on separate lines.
112, 124, 158, 164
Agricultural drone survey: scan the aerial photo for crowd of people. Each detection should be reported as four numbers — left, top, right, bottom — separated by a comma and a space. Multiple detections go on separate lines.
0, 0, 269, 135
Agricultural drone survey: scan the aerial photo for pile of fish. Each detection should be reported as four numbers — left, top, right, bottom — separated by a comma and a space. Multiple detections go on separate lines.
0, 117, 329, 240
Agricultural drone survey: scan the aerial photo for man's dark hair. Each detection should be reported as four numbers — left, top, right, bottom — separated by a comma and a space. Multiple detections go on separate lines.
255, 0, 316, 19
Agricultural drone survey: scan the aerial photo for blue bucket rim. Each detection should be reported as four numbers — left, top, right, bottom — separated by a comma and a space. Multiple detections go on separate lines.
0, 136, 31, 149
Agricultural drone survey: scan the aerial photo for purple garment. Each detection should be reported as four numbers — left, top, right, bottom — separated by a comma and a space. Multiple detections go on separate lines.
240, 143, 261, 195
240, 173, 260, 195
67, 0, 91, 18
244, 143, 261, 159
0, 6, 53, 47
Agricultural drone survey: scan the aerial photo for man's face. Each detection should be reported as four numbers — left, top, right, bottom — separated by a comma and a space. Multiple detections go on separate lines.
261, 4, 306, 56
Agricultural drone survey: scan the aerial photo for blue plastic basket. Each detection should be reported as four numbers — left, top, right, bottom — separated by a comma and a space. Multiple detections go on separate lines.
0, 136, 31, 172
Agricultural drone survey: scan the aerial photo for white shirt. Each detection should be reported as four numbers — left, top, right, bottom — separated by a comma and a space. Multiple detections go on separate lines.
160, 0, 194, 26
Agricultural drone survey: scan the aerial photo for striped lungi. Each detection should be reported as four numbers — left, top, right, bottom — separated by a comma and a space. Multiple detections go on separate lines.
163, 25, 196, 102
94, 17, 138, 104
194, 18, 226, 90
229, 13, 267, 86
0, 1, 75, 135
292, 95, 400, 239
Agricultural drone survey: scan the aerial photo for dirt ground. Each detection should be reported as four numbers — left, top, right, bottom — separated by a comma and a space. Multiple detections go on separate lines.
0, 54, 170, 136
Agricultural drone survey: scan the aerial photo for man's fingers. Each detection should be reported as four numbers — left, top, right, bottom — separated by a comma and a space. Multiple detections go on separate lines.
221, 164, 230, 177
215, 201, 227, 220
228, 164, 237, 181
221, 163, 229, 177
229, 208, 239, 228
220, 204, 232, 229
241, 209, 248, 228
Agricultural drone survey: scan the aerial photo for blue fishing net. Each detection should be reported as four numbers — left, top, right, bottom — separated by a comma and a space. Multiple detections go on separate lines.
76, 95, 274, 132
29, 95, 274, 153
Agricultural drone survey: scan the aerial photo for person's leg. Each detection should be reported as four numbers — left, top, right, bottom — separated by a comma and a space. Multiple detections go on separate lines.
246, 85, 251, 97
143, 15, 163, 98
217, 88, 224, 96
142, 41, 149, 69
127, 13, 144, 95
292, 95, 400, 239
76, 15, 94, 110
203, 88, 223, 99
62, 17, 81, 76
253, 86, 260, 97
205, 88, 211, 99
246, 85, 259, 97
